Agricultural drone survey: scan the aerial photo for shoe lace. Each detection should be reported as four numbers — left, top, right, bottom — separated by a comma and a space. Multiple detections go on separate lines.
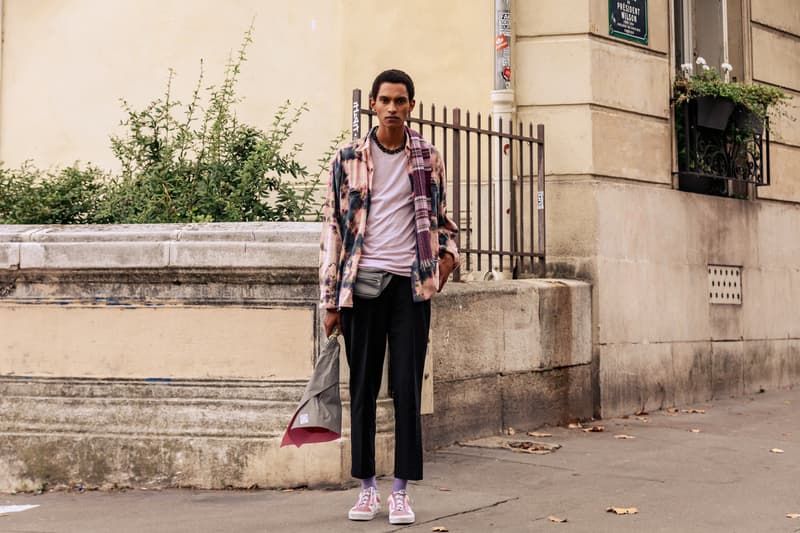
393, 490, 407, 512
358, 488, 373, 507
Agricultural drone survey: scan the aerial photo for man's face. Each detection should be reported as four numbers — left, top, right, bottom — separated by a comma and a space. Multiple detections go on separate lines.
370, 82, 415, 129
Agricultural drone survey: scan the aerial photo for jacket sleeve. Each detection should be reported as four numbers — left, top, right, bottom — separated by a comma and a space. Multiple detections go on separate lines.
433, 150, 461, 268
319, 150, 344, 309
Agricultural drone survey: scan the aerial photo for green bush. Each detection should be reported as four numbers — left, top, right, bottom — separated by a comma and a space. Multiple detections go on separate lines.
0, 163, 109, 224
0, 28, 343, 225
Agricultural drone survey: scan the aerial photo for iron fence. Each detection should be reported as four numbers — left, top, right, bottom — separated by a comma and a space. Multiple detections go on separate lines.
351, 89, 546, 281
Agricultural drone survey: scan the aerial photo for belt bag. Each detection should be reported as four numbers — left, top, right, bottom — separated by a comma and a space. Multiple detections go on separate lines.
353, 268, 393, 299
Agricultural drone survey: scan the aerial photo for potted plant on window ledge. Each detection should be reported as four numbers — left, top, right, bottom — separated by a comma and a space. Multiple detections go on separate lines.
673, 57, 788, 134
672, 58, 789, 196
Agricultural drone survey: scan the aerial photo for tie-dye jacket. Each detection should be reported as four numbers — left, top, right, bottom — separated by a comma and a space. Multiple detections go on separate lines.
319, 133, 460, 309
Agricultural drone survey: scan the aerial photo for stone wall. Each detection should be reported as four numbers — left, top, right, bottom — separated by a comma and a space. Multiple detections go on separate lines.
0, 223, 592, 491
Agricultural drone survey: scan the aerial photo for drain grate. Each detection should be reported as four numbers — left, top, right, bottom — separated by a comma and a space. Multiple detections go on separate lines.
708, 265, 742, 305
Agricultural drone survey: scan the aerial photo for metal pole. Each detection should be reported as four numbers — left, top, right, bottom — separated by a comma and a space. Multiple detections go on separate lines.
452, 108, 462, 282
492, 0, 514, 274
537, 123, 546, 276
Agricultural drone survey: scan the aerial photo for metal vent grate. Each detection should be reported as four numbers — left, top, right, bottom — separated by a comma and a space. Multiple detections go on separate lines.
708, 265, 742, 305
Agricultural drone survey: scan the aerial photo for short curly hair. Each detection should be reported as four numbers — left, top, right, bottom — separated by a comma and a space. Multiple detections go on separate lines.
370, 69, 415, 101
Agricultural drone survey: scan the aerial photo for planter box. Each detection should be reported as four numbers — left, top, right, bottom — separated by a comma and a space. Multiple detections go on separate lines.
695, 96, 735, 130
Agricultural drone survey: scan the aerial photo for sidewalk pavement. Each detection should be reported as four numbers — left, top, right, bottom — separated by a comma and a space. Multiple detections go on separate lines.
2, 387, 799, 533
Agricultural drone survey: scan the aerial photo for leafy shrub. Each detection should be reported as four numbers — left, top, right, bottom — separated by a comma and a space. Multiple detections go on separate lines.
0, 27, 343, 225
0, 163, 109, 224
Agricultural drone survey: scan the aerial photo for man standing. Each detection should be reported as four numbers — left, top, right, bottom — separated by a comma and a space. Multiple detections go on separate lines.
319, 69, 459, 525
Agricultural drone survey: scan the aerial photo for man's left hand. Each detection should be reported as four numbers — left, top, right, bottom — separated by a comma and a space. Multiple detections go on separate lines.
438, 253, 456, 292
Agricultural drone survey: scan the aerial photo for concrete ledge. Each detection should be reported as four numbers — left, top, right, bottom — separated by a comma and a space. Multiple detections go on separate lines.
0, 223, 593, 491
0, 222, 321, 270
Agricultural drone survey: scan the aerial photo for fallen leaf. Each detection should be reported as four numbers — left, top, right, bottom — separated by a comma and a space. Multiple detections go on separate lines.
568, 423, 583, 430
634, 409, 649, 416
689, 428, 701, 433
666, 407, 679, 413
432, 527, 449, 532
582, 425, 605, 433
505, 427, 516, 436
636, 416, 649, 423
506, 441, 562, 454
607, 507, 639, 515
681, 409, 705, 414
527, 431, 553, 438
614, 434, 636, 439
438, 487, 452, 492
787, 513, 800, 519
548, 515, 568, 523
770, 448, 785, 454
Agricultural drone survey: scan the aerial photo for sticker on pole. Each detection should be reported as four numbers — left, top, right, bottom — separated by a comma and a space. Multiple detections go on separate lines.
495, 34, 509, 51
537, 191, 544, 210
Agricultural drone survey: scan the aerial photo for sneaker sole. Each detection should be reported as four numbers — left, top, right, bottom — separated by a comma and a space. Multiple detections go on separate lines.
349, 511, 379, 521
389, 515, 415, 525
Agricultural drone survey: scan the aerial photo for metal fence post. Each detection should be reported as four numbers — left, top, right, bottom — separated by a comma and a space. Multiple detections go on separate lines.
536, 123, 546, 276
452, 108, 462, 282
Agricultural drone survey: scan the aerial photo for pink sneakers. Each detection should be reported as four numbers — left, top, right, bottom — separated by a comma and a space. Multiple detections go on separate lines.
348, 486, 381, 521
388, 490, 415, 525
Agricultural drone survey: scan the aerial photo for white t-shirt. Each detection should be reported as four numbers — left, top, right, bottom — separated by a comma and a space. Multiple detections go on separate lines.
358, 146, 417, 276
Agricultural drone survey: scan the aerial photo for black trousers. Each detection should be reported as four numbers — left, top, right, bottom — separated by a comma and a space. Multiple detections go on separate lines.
341, 275, 431, 481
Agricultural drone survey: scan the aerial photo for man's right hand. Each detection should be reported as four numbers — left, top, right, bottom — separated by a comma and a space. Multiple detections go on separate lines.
324, 309, 342, 338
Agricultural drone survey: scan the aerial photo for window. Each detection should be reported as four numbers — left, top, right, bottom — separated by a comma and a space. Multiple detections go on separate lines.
673, 0, 759, 199
674, 0, 744, 81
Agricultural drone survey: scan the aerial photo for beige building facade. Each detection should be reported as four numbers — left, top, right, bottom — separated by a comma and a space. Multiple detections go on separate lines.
0, 0, 799, 489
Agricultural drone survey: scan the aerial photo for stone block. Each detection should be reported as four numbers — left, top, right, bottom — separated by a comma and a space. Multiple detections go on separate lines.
590, 39, 671, 118
591, 108, 671, 183
752, 25, 800, 92
742, 340, 783, 395
671, 341, 713, 406
711, 341, 744, 399
0, 225, 41, 242
599, 342, 674, 417
782, 340, 800, 387
0, 243, 20, 269
28, 225, 179, 242
758, 143, 800, 204
19, 242, 170, 269
517, 0, 589, 36
742, 267, 797, 340
541, 178, 599, 258
755, 202, 800, 269
709, 304, 744, 342
0, 305, 315, 380
752, 0, 800, 47
518, 106, 594, 176
169, 242, 318, 268
421, 375, 503, 450
597, 257, 708, 345
539, 280, 592, 368
516, 37, 592, 107
501, 365, 593, 429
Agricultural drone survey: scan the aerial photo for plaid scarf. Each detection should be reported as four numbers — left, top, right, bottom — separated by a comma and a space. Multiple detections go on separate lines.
406, 126, 436, 275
